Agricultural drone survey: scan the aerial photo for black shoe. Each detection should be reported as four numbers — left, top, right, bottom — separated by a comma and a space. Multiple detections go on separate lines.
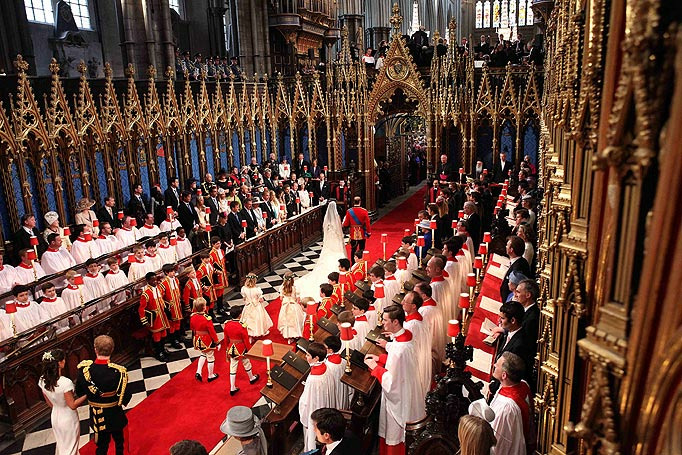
195, 373, 202, 382
156, 351, 168, 362
230, 387, 240, 396
170, 339, 183, 349
249, 374, 260, 384
207, 374, 220, 383
161, 347, 171, 355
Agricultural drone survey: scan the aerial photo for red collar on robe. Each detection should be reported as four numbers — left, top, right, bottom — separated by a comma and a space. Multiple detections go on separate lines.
67, 284, 79, 290
146, 253, 157, 258
498, 382, 532, 441
310, 363, 327, 375
355, 315, 367, 322
443, 271, 450, 278
430, 275, 444, 283
422, 298, 437, 307
385, 275, 396, 281
18, 262, 33, 269
76, 236, 89, 242
405, 312, 423, 322
367, 305, 375, 311
135, 258, 146, 263
86, 272, 99, 278
42, 297, 57, 303
14, 300, 31, 308
392, 329, 413, 342
159, 244, 170, 249
47, 247, 60, 252
98, 235, 107, 240
177, 237, 186, 242
327, 354, 342, 364
143, 224, 155, 229
121, 227, 132, 231
0, 265, 4, 271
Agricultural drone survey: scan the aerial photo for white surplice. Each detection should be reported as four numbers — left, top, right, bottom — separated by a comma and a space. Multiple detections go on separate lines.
70, 238, 100, 264
157, 244, 177, 265
83, 272, 111, 316
138, 224, 160, 238
61, 285, 87, 311
13, 300, 50, 335
144, 253, 163, 272
14, 262, 45, 285
0, 265, 18, 294
299, 363, 334, 451
115, 227, 140, 248
325, 352, 352, 410
159, 218, 181, 233
40, 296, 70, 332
490, 390, 528, 455
41, 247, 76, 276
128, 259, 155, 283
105, 270, 129, 305
351, 317, 371, 351
404, 313, 432, 396
174, 237, 192, 260
430, 276, 455, 332
419, 298, 446, 365
383, 275, 401, 304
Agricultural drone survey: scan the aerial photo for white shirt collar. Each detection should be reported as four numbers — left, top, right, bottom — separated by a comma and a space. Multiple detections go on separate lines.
326, 440, 342, 453
523, 302, 536, 312
509, 256, 520, 266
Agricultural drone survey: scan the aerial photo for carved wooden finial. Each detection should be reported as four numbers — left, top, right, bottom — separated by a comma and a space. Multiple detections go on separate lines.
13, 55, 29, 73
49, 58, 60, 75
148, 65, 157, 79
449, 17, 457, 32
341, 26, 348, 38
125, 63, 135, 78
77, 60, 87, 76
164, 65, 174, 79
104, 62, 113, 78
389, 3, 403, 33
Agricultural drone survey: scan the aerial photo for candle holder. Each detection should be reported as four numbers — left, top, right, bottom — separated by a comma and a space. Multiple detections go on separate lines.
262, 340, 274, 388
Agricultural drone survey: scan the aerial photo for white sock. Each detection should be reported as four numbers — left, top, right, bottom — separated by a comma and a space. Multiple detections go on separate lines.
207, 361, 216, 378
230, 373, 237, 390
196, 356, 206, 375
246, 368, 255, 380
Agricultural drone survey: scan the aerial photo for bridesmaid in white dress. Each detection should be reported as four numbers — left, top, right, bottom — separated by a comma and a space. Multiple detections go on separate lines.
240, 273, 273, 339
277, 272, 305, 342
38, 349, 87, 455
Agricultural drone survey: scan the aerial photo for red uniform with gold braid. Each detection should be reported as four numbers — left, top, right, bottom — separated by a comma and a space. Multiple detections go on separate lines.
190, 311, 219, 352
223, 318, 258, 391
139, 284, 170, 342
182, 276, 202, 314
302, 311, 319, 341
330, 283, 343, 306
316, 296, 333, 319
196, 262, 217, 309
351, 259, 367, 283
342, 204, 371, 259
341, 270, 355, 293
209, 247, 228, 297
159, 276, 183, 333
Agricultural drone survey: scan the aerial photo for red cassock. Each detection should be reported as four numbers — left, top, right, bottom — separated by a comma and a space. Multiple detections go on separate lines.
159, 276, 183, 332
351, 260, 367, 283
139, 285, 170, 342
316, 297, 333, 319
209, 247, 228, 297
223, 320, 251, 358
190, 312, 219, 351
342, 206, 371, 241
182, 277, 202, 313
196, 262, 217, 308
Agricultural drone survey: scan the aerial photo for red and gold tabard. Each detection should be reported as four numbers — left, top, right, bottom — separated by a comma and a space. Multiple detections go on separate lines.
190, 312, 219, 351
182, 276, 201, 313
223, 319, 251, 358
196, 262, 217, 308
341, 270, 355, 292
317, 297, 333, 319
139, 285, 170, 341
342, 206, 371, 241
209, 247, 228, 297
330, 283, 343, 306
159, 276, 183, 322
351, 259, 367, 282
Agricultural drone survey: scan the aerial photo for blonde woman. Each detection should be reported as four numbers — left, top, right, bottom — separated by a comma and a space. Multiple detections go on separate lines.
74, 198, 99, 236
195, 196, 209, 228
240, 273, 273, 339
277, 272, 305, 342
270, 190, 287, 223
457, 415, 496, 455
217, 188, 230, 215
518, 223, 536, 265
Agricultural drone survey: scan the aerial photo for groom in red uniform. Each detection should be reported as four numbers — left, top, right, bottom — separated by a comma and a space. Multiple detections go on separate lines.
342, 197, 371, 262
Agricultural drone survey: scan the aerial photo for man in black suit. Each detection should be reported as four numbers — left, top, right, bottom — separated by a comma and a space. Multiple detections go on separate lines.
493, 151, 512, 183
495, 301, 527, 362
500, 236, 532, 302
312, 172, 331, 206
177, 191, 199, 234
262, 168, 276, 192
126, 183, 150, 226
293, 152, 310, 177
12, 214, 47, 264
227, 201, 245, 245
515, 279, 540, 384
463, 201, 482, 248
97, 196, 121, 229
282, 184, 297, 217
164, 177, 181, 211
204, 186, 220, 225
436, 153, 455, 182
239, 198, 258, 239
260, 191, 276, 229
310, 408, 361, 454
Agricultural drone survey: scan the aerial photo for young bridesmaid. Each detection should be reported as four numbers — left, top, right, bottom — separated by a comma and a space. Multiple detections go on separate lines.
239, 273, 273, 340
277, 272, 305, 343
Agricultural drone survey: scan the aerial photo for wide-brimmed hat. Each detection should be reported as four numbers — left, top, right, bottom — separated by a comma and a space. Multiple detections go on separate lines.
76, 198, 95, 211
44, 211, 59, 225
220, 406, 260, 437
251, 196, 263, 205
418, 220, 432, 230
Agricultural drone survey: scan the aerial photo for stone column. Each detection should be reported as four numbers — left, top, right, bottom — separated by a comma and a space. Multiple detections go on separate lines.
0, 0, 35, 74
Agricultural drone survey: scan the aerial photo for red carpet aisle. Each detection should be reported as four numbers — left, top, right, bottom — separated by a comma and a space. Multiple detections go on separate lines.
359, 186, 427, 262
80, 298, 286, 455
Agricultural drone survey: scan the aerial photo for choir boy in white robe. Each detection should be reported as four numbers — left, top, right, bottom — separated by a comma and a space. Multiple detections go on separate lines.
442, 237, 465, 298
414, 282, 446, 369
426, 256, 455, 331
41, 234, 76, 276
394, 256, 411, 288
39, 283, 70, 332
8, 285, 50, 335
157, 235, 176, 265
299, 342, 334, 452
71, 226, 100, 264
488, 352, 533, 455
400, 236, 419, 273
174, 227, 193, 260
115, 216, 140, 248
83, 259, 111, 316
457, 220, 476, 263
159, 212, 182, 233
14, 249, 46, 285
368, 265, 387, 326
61, 271, 89, 312
104, 257, 129, 305
128, 245, 155, 282
350, 298, 372, 350
323, 335, 351, 410
382, 262, 401, 304
95, 222, 121, 257
364, 305, 425, 454
400, 291, 433, 396
0, 253, 18, 294
138, 214, 161, 238
144, 240, 163, 272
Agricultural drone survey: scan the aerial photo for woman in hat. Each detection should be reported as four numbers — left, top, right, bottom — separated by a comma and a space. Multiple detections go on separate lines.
42, 211, 72, 252
220, 406, 267, 455
217, 188, 230, 215
74, 198, 99, 236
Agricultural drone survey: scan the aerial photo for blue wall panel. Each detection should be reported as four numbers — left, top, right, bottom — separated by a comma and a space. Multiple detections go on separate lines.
500, 120, 516, 161
117, 148, 130, 204
11, 163, 26, 220
41, 158, 57, 213
219, 132, 228, 171
0, 172, 11, 235
476, 124, 494, 170
24, 161, 42, 229
232, 133, 240, 168
94, 152, 108, 202
190, 136, 201, 181
205, 136, 215, 177
523, 123, 539, 165
157, 142, 168, 189
56, 158, 72, 223
283, 127, 291, 162
138, 147, 150, 196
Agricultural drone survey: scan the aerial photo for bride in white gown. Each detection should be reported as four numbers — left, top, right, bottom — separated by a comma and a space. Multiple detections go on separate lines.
296, 201, 347, 299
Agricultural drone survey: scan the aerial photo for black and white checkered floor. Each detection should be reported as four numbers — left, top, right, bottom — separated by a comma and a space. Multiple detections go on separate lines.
0, 242, 324, 455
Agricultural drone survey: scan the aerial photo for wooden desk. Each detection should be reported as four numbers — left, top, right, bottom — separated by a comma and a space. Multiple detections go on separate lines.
245, 340, 292, 364
341, 363, 376, 395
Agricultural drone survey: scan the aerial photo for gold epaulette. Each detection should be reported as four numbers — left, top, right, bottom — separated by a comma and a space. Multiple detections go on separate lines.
240, 321, 248, 329
204, 314, 212, 321
77, 359, 93, 369
107, 362, 127, 374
